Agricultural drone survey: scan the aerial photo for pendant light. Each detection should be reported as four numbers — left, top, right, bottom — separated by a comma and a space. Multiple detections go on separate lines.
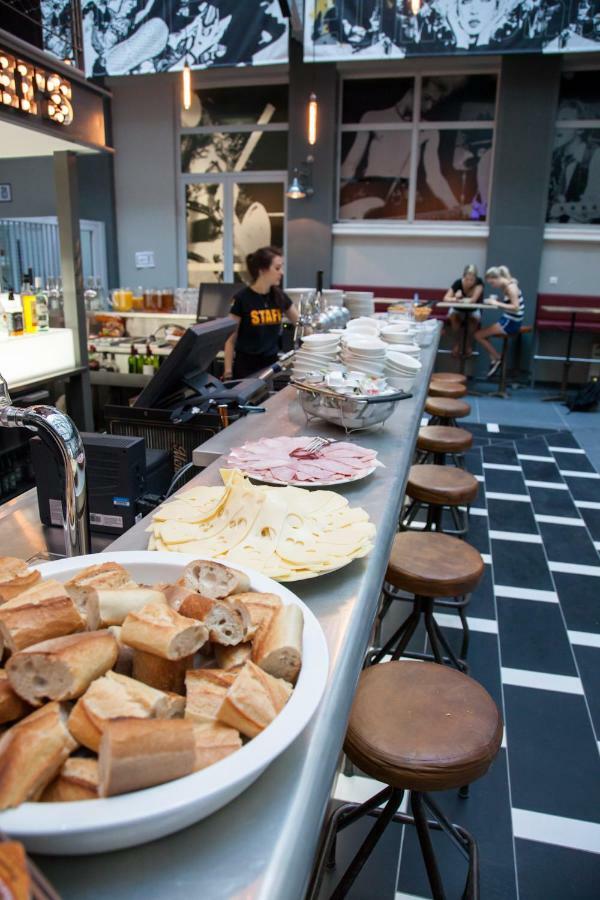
182, 60, 192, 111
307, 92, 318, 146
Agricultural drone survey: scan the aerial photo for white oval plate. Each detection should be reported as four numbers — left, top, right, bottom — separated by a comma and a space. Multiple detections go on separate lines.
244, 463, 378, 489
0, 552, 329, 855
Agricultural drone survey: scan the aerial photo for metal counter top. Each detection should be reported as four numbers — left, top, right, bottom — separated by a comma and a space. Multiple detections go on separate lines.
35, 330, 439, 900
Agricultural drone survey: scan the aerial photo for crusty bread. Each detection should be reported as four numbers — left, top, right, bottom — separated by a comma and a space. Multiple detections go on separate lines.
68, 670, 184, 752
132, 649, 192, 694
0, 702, 77, 809
121, 602, 208, 660
1, 578, 67, 606
183, 560, 250, 600
0, 840, 31, 898
6, 631, 118, 706
64, 562, 136, 628
185, 669, 237, 725
0, 593, 85, 654
91, 586, 168, 628
217, 661, 292, 738
0, 557, 40, 603
229, 592, 282, 636
107, 625, 134, 676
179, 592, 250, 646
162, 582, 196, 612
192, 723, 242, 771
40, 757, 99, 802
252, 604, 303, 685
214, 642, 252, 672
0, 671, 30, 725
98, 718, 195, 797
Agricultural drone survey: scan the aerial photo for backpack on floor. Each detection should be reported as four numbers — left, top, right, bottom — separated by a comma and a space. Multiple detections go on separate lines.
566, 379, 600, 412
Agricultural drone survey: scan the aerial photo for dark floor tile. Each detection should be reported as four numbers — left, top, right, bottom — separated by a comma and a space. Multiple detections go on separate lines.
519, 459, 563, 483
544, 432, 580, 448
482, 444, 519, 465
471, 436, 491, 448
484, 469, 527, 494
433, 628, 503, 712
497, 597, 577, 676
464, 449, 483, 475
515, 840, 600, 900
397, 750, 517, 900
464, 512, 489, 556
514, 437, 555, 456
467, 564, 496, 620
490, 540, 554, 591
538, 522, 600, 566
562, 476, 600, 503
553, 453, 597, 475
555, 572, 600, 633
528, 486, 581, 518
579, 507, 600, 542
573, 645, 600, 739
487, 497, 538, 534
503, 686, 600, 822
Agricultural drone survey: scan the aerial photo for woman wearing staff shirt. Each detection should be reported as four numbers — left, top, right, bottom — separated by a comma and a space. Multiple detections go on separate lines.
443, 264, 484, 358
223, 246, 299, 379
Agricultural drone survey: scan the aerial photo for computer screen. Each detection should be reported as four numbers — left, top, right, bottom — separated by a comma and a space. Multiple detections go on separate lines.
196, 283, 237, 321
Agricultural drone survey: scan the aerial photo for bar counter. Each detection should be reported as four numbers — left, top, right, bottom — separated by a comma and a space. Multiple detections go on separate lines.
35, 331, 439, 899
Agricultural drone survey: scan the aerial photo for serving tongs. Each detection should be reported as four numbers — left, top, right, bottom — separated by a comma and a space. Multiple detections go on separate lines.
289, 436, 334, 459
0, 831, 61, 899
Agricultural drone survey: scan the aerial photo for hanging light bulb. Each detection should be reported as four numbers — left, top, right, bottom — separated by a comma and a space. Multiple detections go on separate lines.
410, 0, 421, 14
182, 62, 192, 111
307, 92, 318, 147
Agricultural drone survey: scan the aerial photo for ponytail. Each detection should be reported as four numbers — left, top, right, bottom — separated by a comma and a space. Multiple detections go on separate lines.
485, 265, 512, 280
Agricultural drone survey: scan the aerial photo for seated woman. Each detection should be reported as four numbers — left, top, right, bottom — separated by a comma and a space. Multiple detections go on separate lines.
474, 266, 525, 379
443, 264, 484, 357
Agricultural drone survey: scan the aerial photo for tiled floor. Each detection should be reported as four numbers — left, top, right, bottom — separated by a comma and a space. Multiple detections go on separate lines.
318, 396, 600, 900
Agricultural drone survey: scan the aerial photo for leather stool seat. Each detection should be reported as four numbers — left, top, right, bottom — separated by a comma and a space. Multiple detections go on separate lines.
430, 372, 467, 385
425, 397, 471, 419
407, 464, 478, 506
417, 426, 472, 455
429, 382, 467, 399
345, 661, 503, 792
387, 531, 483, 597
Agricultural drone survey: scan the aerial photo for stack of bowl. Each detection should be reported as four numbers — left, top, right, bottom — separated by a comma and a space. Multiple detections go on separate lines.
380, 323, 417, 345
344, 292, 375, 319
291, 333, 340, 379
384, 351, 422, 391
340, 335, 388, 377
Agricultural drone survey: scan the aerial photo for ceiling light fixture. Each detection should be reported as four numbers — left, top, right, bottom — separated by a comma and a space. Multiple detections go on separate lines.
286, 156, 314, 200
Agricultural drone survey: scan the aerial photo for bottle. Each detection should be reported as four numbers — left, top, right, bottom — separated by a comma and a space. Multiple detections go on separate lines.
128, 344, 138, 374
131, 287, 144, 311
34, 277, 49, 332
5, 290, 24, 336
21, 277, 38, 333
152, 349, 160, 371
142, 343, 155, 376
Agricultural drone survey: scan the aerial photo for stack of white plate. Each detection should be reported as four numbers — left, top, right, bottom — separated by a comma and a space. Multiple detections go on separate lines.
345, 292, 375, 318
292, 333, 340, 379
345, 317, 380, 337
380, 324, 417, 345
386, 341, 421, 359
322, 289, 344, 308
340, 335, 387, 376
384, 351, 422, 391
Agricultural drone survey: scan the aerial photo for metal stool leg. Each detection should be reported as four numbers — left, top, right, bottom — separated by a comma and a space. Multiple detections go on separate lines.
411, 792, 446, 900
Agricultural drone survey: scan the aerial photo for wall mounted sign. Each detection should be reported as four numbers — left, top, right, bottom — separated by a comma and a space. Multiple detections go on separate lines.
0, 51, 73, 126
0, 184, 12, 202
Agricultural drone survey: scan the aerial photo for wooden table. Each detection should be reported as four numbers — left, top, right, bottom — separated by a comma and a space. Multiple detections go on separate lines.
435, 300, 494, 374
540, 305, 600, 400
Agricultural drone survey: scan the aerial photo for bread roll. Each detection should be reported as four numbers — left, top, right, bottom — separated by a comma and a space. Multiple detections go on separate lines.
132, 649, 192, 694
6, 631, 118, 707
107, 625, 134, 676
179, 593, 250, 646
92, 586, 168, 628
192, 723, 242, 771
252, 604, 303, 685
68, 670, 184, 752
40, 757, 99, 802
121, 602, 208, 660
230, 592, 282, 635
0, 593, 85, 654
0, 557, 40, 603
2, 578, 67, 605
65, 562, 136, 628
185, 670, 236, 725
214, 642, 252, 672
183, 560, 250, 599
98, 718, 195, 797
0, 841, 31, 898
217, 661, 292, 738
0, 671, 30, 725
0, 702, 77, 809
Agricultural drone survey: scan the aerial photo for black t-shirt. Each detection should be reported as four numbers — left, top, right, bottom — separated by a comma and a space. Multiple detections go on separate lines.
230, 286, 292, 358
451, 277, 483, 298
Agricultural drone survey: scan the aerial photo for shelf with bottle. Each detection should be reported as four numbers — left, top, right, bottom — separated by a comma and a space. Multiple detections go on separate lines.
87, 310, 196, 321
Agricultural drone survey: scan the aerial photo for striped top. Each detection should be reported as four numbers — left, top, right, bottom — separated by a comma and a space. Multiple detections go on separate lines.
500, 280, 525, 322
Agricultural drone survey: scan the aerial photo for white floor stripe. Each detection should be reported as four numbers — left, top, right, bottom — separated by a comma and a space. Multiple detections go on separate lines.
560, 470, 600, 479
486, 423, 500, 433
333, 773, 389, 805
535, 514, 585, 527
495, 585, 559, 603
474, 474, 485, 482
481, 553, 491, 565
470, 506, 488, 516
486, 492, 531, 503
489, 530, 542, 544
434, 612, 498, 634
595, 541, 600, 552
525, 480, 568, 490
548, 561, 600, 577
396, 892, 429, 900
501, 726, 507, 749
501, 667, 584, 694
568, 630, 600, 648
420, 417, 429, 427
548, 446, 585, 454
575, 500, 600, 510
483, 463, 522, 471
517, 454, 555, 462
512, 808, 600, 854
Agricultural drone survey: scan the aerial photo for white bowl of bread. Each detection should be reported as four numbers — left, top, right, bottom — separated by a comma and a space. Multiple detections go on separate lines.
0, 552, 328, 854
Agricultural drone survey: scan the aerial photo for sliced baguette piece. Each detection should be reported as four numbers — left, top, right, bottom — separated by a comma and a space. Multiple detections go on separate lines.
132, 649, 192, 694
214, 642, 252, 672
0, 701, 77, 809
107, 625, 134, 676
0, 840, 31, 898
192, 723, 242, 771
6, 631, 118, 707
183, 560, 250, 600
217, 660, 292, 738
0, 594, 85, 654
0, 557, 40, 604
179, 592, 250, 646
1, 578, 67, 606
64, 562, 137, 628
92, 586, 168, 628
229, 592, 282, 635
252, 604, 303, 685
40, 757, 99, 802
185, 669, 237, 725
98, 718, 195, 797
68, 670, 184, 752
121, 602, 208, 660
0, 671, 31, 725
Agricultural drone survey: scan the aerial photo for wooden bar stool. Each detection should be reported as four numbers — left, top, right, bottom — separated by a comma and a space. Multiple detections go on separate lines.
402, 464, 478, 536
425, 397, 471, 427
311, 661, 502, 900
490, 325, 533, 399
417, 425, 472, 466
430, 372, 467, 385
372, 531, 483, 670
428, 382, 468, 399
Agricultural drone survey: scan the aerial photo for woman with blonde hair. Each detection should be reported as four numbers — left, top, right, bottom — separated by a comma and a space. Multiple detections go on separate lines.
474, 265, 525, 378
444, 263, 484, 357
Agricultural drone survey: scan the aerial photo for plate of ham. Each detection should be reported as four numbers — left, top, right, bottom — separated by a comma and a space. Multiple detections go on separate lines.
224, 436, 381, 487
